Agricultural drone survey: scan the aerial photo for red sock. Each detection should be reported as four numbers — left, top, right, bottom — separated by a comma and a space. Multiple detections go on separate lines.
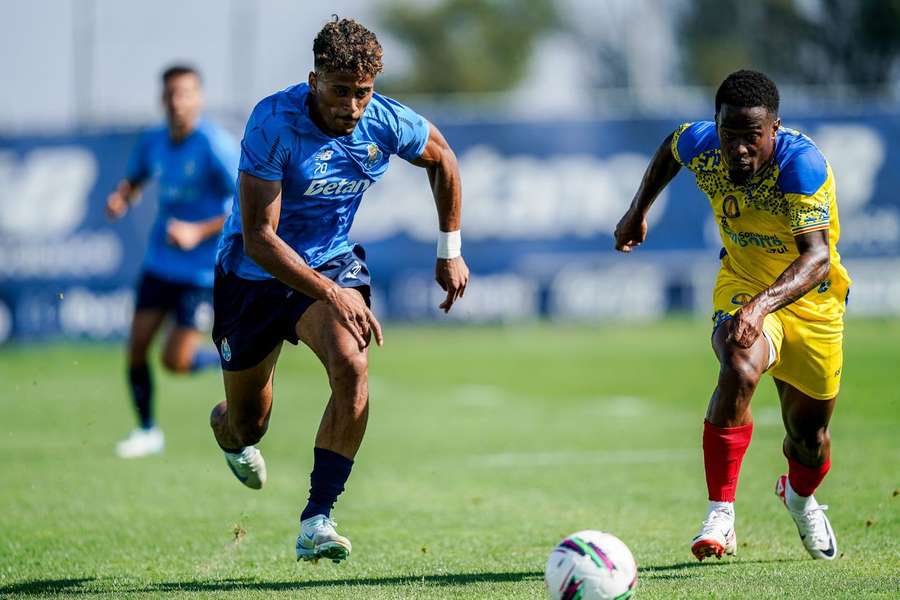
787, 456, 831, 497
703, 419, 753, 502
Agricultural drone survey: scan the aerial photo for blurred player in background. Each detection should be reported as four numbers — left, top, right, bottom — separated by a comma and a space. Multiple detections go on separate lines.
615, 70, 849, 562
209, 17, 468, 564
107, 65, 239, 458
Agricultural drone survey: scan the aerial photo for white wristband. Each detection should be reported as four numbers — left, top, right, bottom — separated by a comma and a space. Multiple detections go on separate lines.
437, 230, 461, 259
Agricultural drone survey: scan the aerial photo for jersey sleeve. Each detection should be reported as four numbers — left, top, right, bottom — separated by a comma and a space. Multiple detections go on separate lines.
124, 133, 151, 184
376, 95, 430, 161
238, 97, 291, 181
206, 126, 240, 208
779, 146, 831, 236
670, 121, 717, 172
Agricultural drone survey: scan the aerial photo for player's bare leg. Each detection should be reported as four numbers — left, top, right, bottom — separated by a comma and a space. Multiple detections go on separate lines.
774, 381, 838, 559
161, 327, 202, 373
292, 291, 370, 563
691, 319, 770, 561
297, 294, 370, 458
707, 319, 771, 427
162, 325, 221, 374
116, 309, 167, 458
209, 344, 281, 489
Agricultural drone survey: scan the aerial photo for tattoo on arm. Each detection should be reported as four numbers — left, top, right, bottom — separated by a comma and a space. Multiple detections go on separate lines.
755, 229, 830, 313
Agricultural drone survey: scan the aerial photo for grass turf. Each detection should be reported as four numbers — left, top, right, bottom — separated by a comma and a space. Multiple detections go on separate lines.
0, 318, 897, 599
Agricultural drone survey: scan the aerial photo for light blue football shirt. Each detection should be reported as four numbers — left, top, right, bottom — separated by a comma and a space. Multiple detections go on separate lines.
125, 120, 239, 286
216, 83, 430, 280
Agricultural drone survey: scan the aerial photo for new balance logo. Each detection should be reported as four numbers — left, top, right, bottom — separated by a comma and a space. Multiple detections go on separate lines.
304, 178, 371, 196
344, 262, 362, 280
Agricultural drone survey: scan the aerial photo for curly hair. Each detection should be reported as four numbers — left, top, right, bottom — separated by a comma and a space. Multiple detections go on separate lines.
715, 70, 780, 116
313, 17, 383, 78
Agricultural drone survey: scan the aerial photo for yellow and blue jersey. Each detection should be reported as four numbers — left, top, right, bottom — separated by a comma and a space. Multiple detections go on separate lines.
671, 121, 851, 321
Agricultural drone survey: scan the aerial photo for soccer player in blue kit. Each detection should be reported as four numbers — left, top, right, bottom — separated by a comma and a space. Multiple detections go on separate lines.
107, 65, 239, 458
209, 18, 469, 563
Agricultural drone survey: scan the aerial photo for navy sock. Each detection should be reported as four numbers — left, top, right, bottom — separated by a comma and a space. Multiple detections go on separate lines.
190, 348, 221, 373
128, 364, 154, 429
301, 447, 354, 521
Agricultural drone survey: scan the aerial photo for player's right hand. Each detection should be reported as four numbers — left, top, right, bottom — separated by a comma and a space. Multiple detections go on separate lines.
327, 286, 384, 350
728, 303, 766, 349
614, 208, 648, 253
106, 191, 129, 220
435, 256, 469, 313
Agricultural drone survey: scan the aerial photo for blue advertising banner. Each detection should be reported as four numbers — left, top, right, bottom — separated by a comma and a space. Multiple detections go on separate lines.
1, 113, 899, 341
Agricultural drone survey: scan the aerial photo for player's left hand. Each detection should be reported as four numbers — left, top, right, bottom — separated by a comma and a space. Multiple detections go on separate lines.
435, 256, 469, 313
166, 219, 204, 250
728, 302, 767, 349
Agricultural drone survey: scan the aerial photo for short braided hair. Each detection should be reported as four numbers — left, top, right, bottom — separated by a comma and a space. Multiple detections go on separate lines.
313, 17, 383, 78
715, 70, 780, 116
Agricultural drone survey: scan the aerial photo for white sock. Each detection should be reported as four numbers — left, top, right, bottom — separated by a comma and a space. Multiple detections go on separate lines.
785, 478, 818, 512
708, 500, 734, 516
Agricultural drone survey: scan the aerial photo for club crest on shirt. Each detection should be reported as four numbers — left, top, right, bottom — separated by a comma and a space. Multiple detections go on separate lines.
723, 195, 741, 219
184, 160, 196, 176
220, 337, 232, 362
365, 143, 382, 168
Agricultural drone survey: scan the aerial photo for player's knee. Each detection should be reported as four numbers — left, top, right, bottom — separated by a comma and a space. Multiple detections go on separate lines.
209, 401, 227, 429
719, 351, 761, 392
161, 352, 191, 374
329, 351, 368, 386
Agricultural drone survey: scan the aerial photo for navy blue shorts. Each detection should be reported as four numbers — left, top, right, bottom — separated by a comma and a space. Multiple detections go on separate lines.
134, 270, 213, 330
212, 245, 371, 371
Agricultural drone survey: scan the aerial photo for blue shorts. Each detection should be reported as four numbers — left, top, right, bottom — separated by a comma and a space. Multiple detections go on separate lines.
212, 245, 371, 371
134, 270, 213, 330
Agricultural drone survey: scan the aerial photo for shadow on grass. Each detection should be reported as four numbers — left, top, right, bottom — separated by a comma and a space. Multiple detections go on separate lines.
0, 578, 97, 595
0, 571, 544, 596
639, 557, 804, 580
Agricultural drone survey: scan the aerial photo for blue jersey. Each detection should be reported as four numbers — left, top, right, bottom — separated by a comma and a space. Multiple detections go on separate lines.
126, 120, 239, 287
216, 83, 430, 280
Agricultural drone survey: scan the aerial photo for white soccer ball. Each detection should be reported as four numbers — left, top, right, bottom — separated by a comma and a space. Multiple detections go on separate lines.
545, 530, 638, 600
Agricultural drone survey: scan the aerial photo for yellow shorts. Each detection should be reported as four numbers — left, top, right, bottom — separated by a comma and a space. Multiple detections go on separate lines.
712, 269, 844, 400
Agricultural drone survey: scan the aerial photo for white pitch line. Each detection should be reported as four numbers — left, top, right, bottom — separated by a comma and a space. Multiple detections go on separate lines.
583, 396, 650, 418
453, 384, 510, 408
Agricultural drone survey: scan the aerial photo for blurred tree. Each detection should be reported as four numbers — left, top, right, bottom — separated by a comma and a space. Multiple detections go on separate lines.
680, 0, 900, 90
378, 0, 558, 95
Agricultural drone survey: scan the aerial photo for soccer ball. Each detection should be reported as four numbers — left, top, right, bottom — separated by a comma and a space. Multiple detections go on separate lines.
545, 530, 637, 600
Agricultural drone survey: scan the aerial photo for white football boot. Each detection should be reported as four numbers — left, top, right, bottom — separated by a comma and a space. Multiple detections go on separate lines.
691, 501, 737, 561
296, 515, 352, 563
115, 427, 164, 458
775, 474, 838, 560
223, 446, 267, 490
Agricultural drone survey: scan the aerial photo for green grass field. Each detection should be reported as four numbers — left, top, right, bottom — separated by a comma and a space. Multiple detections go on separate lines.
1, 319, 898, 599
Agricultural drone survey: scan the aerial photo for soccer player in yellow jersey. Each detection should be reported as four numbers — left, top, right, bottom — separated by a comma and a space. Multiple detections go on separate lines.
614, 70, 850, 562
